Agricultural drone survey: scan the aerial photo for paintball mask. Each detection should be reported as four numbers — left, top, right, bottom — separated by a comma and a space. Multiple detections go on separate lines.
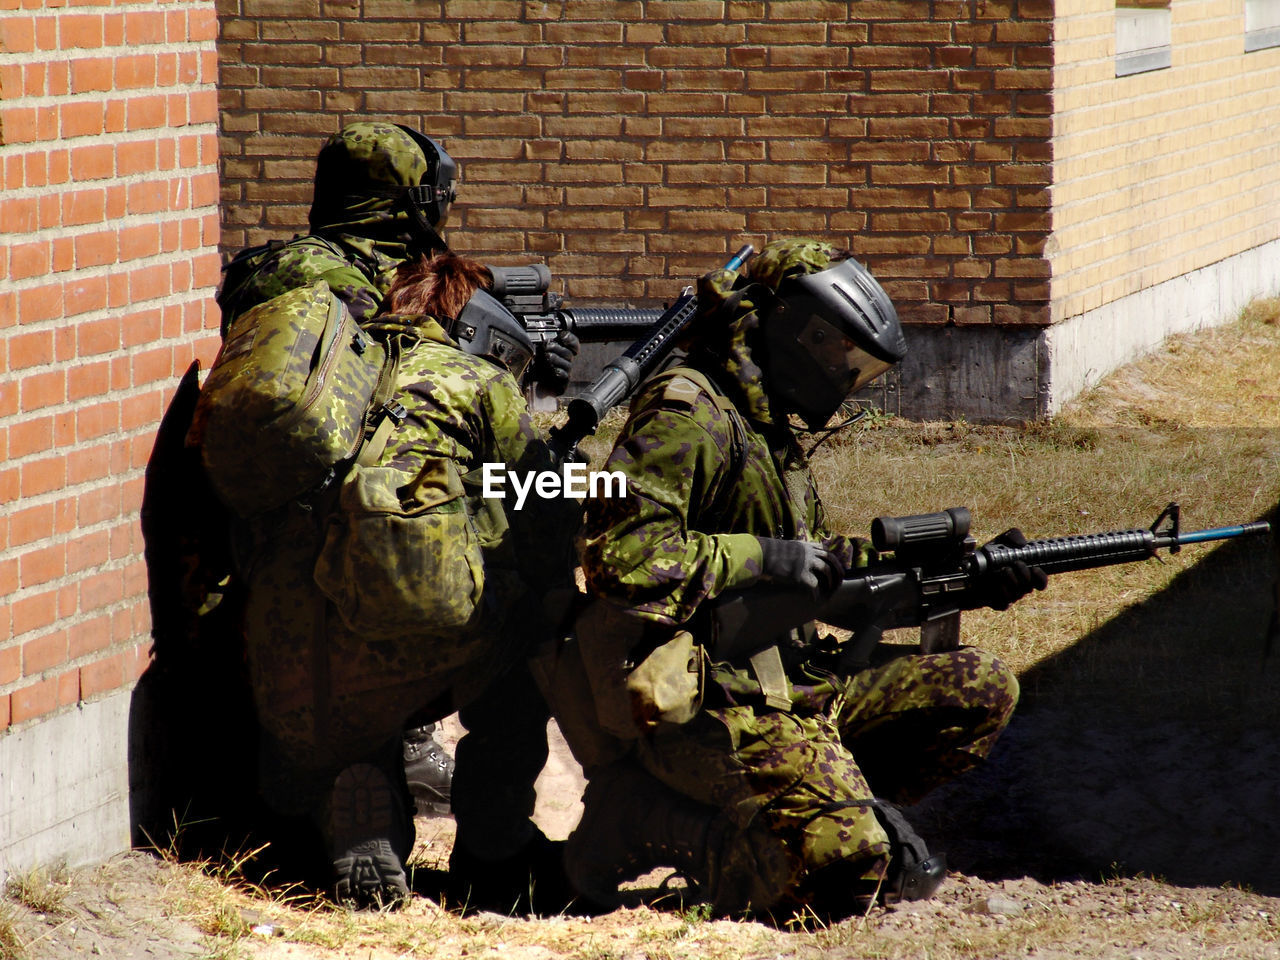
450, 288, 535, 382
762, 257, 907, 430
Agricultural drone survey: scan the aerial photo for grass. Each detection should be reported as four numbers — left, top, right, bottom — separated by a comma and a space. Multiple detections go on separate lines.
0, 902, 25, 960
3, 865, 69, 918
802, 300, 1280, 723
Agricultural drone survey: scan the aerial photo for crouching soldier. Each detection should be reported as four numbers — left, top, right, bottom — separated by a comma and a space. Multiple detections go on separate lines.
194, 251, 580, 909
556, 238, 1043, 918
216, 122, 578, 814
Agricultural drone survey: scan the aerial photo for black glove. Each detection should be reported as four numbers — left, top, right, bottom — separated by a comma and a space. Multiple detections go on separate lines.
758, 538, 844, 597
531, 329, 580, 395
975, 528, 1048, 611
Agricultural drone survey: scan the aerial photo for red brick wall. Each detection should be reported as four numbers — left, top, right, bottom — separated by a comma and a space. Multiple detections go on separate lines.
0, 0, 222, 732
216, 0, 1053, 325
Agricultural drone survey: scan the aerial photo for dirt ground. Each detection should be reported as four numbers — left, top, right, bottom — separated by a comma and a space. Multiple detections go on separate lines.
6, 714, 1280, 960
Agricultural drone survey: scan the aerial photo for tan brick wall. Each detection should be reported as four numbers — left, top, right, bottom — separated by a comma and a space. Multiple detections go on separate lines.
1051, 0, 1280, 323
217, 0, 1054, 325
0, 0, 222, 732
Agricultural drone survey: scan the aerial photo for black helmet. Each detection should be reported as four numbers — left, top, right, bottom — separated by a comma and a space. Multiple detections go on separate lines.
309, 122, 458, 244
395, 125, 459, 232
761, 256, 907, 430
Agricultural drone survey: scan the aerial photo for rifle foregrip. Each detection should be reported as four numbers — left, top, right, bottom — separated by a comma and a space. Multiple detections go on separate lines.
564, 307, 665, 334
619, 295, 698, 373
972, 529, 1156, 576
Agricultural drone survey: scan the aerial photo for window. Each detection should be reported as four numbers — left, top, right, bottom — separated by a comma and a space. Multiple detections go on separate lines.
1246, 0, 1280, 51
1116, 2, 1172, 76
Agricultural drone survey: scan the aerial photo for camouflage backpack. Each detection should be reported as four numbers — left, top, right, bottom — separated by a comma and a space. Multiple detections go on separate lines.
190, 280, 488, 636
189, 280, 402, 519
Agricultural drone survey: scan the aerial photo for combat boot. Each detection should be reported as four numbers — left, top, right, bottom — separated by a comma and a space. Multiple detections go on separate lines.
403, 723, 454, 817
870, 799, 947, 902
801, 798, 947, 917
329, 763, 414, 909
563, 763, 721, 911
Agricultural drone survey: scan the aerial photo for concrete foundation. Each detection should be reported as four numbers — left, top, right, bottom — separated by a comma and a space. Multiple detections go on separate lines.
1042, 239, 1280, 416
0, 690, 135, 884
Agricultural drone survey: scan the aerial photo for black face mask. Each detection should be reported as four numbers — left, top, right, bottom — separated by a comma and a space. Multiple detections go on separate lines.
448, 288, 534, 381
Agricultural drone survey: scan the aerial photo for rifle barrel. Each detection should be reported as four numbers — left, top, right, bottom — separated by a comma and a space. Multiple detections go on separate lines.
1175, 521, 1271, 545
971, 519, 1270, 577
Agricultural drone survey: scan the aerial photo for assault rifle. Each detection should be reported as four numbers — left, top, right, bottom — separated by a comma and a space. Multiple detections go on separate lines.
546, 244, 756, 460
488, 264, 666, 348
713, 503, 1272, 669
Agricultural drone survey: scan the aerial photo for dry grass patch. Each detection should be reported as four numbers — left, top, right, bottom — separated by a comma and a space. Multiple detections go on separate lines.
4, 865, 70, 920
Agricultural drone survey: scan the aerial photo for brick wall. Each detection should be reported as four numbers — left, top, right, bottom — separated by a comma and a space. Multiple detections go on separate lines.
217, 0, 1054, 327
1051, 0, 1280, 323
0, 0, 222, 739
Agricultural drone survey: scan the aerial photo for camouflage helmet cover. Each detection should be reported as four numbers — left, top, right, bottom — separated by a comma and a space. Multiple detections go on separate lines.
309, 121, 458, 235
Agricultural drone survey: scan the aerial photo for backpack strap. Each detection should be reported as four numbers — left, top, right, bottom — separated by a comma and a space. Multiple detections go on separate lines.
646, 368, 748, 518
353, 319, 421, 468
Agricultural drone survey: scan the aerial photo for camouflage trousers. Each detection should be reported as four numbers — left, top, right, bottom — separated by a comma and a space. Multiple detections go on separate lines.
243, 507, 549, 859
632, 646, 1019, 914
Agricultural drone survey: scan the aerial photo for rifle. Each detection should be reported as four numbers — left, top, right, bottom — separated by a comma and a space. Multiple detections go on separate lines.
712, 503, 1272, 670
487, 263, 667, 347
546, 244, 755, 460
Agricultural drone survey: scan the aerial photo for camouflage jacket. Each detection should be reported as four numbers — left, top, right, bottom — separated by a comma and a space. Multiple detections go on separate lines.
374, 316, 580, 598
242, 316, 579, 748
579, 239, 868, 708
580, 363, 846, 627
581, 238, 861, 628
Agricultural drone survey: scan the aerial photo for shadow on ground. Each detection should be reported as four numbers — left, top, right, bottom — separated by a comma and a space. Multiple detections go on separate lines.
910, 521, 1280, 893
127, 364, 327, 890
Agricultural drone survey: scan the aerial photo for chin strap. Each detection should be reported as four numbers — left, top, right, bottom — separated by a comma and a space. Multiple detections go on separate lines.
804, 407, 870, 457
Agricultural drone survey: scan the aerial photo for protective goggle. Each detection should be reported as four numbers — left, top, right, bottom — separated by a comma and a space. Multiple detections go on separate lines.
792, 312, 895, 396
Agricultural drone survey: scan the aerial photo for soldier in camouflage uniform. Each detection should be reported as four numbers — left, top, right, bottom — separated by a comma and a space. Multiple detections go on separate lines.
561, 238, 1044, 917
242, 253, 581, 908
213, 122, 577, 830
217, 121, 578, 393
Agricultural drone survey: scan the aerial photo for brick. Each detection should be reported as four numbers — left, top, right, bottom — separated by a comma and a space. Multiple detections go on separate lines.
68, 616, 112, 659
20, 368, 65, 411
10, 502, 54, 547
9, 417, 51, 459
0, 647, 18, 686
61, 13, 103, 49
23, 630, 68, 675
80, 652, 126, 699
11, 677, 58, 724
12, 588, 57, 638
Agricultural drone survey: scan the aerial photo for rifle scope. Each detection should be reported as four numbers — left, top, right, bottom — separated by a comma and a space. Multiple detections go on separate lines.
872, 507, 972, 554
